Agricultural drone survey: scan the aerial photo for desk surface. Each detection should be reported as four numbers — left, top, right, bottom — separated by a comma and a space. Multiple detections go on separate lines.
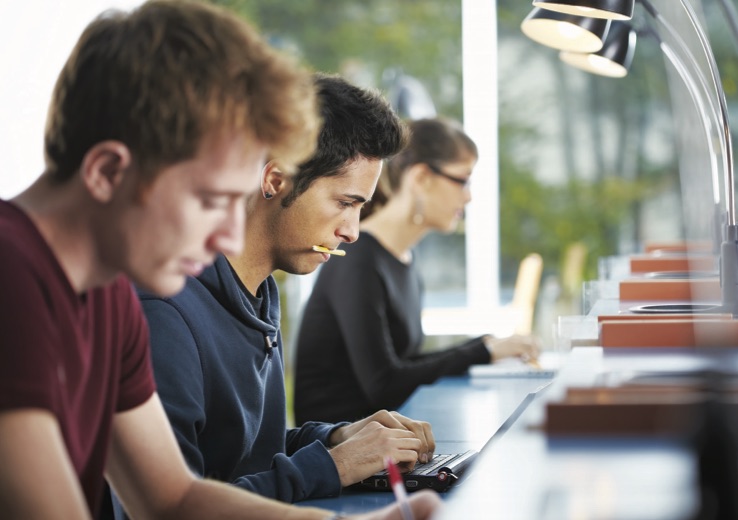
434, 347, 708, 520
296, 374, 551, 513
296, 346, 738, 518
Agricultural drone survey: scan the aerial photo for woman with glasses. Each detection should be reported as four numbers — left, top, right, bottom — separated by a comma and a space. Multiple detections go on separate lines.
294, 117, 540, 425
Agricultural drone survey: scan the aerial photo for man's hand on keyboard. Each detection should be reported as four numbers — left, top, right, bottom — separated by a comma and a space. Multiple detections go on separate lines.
329, 410, 436, 464
328, 410, 436, 486
329, 420, 422, 486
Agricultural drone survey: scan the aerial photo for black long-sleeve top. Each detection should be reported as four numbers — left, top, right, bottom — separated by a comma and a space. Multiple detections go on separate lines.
294, 232, 491, 424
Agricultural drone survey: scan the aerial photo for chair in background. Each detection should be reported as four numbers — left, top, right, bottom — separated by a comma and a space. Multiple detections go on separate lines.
509, 253, 544, 335
557, 242, 589, 316
420, 252, 544, 339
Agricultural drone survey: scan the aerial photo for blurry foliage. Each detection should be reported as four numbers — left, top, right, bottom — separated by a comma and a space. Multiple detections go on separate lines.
496, 0, 678, 284
206, 0, 731, 290
208, 0, 464, 120
499, 166, 669, 282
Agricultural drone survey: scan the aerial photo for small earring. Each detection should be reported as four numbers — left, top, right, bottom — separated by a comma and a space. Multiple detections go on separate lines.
264, 192, 273, 199
412, 196, 424, 226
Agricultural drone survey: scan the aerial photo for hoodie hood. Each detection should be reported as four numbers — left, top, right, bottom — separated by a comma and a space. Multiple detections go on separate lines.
197, 254, 280, 340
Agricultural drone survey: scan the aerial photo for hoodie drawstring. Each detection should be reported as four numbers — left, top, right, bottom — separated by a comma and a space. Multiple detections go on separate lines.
264, 334, 277, 359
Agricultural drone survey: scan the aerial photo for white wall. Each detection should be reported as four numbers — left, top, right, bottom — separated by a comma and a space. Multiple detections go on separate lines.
0, 0, 143, 199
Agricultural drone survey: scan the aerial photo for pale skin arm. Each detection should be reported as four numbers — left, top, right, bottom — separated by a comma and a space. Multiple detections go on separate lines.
327, 410, 436, 486
356, 490, 443, 520
483, 334, 542, 363
0, 398, 442, 520
0, 409, 92, 519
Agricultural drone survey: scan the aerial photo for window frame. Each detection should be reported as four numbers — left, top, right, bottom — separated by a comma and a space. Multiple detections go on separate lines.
421, 0, 505, 338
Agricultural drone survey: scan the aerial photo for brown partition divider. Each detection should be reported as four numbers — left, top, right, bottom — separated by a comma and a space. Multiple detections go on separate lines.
545, 385, 727, 435
596, 313, 733, 322
619, 278, 721, 301
643, 240, 714, 254
599, 318, 738, 347
629, 254, 717, 273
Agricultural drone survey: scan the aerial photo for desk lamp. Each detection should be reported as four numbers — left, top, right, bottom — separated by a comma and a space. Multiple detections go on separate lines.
558, 20, 635, 78
524, 0, 738, 316
521, 7, 611, 52
533, 0, 634, 20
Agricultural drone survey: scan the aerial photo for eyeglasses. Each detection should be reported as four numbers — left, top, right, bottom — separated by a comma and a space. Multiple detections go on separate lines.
425, 163, 471, 188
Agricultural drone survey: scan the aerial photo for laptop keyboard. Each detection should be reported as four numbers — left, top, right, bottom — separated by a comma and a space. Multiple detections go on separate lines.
353, 451, 477, 491
409, 453, 458, 476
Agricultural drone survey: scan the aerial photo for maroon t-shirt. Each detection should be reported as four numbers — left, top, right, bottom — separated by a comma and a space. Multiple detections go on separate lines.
0, 200, 156, 516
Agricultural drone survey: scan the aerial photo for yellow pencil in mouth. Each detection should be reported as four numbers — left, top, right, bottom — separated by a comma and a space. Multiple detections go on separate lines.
312, 245, 346, 256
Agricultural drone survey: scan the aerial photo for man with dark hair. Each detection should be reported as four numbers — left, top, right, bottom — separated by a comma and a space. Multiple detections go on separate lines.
134, 73, 436, 504
0, 2, 439, 519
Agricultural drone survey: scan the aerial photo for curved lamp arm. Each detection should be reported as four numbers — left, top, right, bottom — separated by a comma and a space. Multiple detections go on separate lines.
648, 0, 738, 313
655, 36, 722, 208
641, 0, 734, 228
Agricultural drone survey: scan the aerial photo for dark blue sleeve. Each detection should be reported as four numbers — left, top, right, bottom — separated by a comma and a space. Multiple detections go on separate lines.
231, 440, 342, 500
111, 441, 341, 515
285, 421, 349, 454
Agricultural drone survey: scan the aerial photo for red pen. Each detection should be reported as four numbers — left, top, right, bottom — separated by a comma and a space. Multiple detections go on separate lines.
385, 457, 415, 520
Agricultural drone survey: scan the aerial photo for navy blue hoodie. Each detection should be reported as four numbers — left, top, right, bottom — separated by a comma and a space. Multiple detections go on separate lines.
137, 254, 343, 502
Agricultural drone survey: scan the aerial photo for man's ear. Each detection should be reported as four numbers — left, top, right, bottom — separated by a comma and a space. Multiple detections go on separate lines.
261, 160, 289, 199
80, 141, 132, 203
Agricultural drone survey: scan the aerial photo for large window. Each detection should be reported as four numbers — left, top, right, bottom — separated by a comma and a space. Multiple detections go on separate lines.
216, 0, 738, 347
496, 0, 738, 340
0, 0, 146, 198
8, 0, 736, 349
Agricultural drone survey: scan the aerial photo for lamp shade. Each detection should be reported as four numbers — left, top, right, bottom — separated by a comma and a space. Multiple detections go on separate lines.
560, 21, 636, 77
521, 7, 611, 52
532, 0, 634, 21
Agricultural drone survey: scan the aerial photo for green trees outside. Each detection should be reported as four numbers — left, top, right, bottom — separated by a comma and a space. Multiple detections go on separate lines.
211, 0, 465, 120
207, 0, 734, 293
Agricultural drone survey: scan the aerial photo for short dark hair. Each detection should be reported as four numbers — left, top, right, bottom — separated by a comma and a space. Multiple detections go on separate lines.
281, 73, 407, 206
44, 0, 319, 185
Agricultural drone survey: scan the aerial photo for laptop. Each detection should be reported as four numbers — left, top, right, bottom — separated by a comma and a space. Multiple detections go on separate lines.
351, 381, 553, 493
468, 352, 562, 379
350, 450, 478, 492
